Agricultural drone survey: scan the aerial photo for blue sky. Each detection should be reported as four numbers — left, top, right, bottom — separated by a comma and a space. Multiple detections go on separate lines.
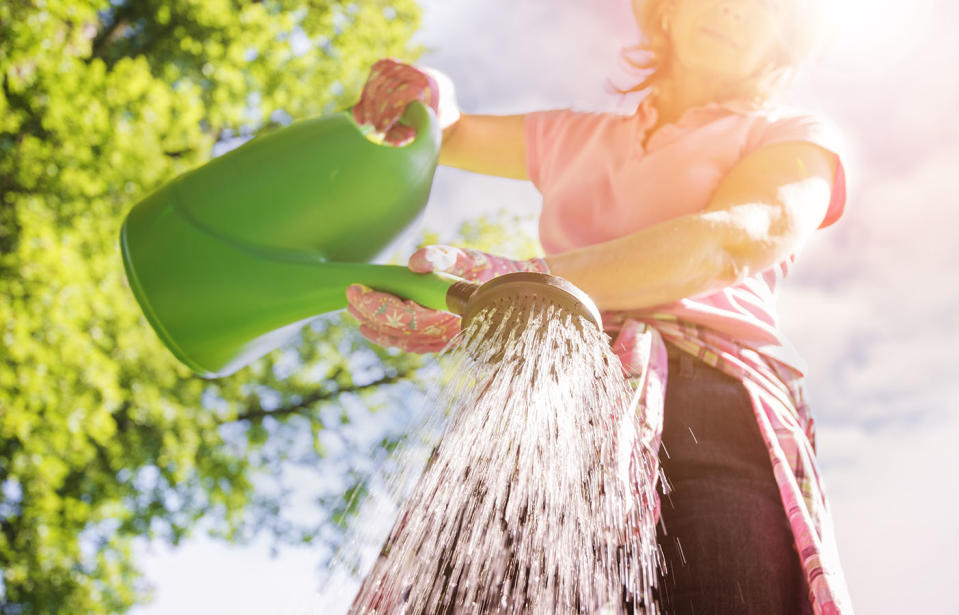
132, 1, 959, 613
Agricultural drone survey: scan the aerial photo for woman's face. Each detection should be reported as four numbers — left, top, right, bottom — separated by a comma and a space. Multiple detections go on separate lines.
662, 0, 785, 84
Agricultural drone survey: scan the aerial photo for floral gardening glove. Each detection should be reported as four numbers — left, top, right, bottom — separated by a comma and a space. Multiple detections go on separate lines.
352, 58, 460, 147
408, 245, 549, 283
346, 246, 550, 353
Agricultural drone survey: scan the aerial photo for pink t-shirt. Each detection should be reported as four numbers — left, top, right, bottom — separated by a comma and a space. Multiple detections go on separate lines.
525, 97, 847, 373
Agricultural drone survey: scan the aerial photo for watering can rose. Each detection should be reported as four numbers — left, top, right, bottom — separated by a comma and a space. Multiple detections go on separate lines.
346, 246, 550, 353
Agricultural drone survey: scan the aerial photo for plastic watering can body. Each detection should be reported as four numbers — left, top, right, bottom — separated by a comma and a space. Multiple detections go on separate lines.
120, 102, 455, 378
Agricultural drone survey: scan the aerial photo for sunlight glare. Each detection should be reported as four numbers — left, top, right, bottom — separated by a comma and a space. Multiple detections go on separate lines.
824, 0, 935, 72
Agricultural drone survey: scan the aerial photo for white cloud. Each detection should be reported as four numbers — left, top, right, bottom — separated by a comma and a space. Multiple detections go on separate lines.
415, 0, 644, 113
779, 49, 959, 607
131, 536, 322, 615
781, 140, 959, 427
817, 413, 959, 614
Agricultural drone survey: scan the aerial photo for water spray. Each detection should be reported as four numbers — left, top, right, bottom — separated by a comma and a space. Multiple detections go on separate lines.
349, 273, 660, 615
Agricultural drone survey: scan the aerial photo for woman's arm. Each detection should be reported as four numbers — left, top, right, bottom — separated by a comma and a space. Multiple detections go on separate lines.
545, 141, 838, 311
439, 113, 529, 180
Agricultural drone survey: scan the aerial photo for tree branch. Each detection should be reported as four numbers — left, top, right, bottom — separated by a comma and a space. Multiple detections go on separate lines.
162, 148, 195, 159
88, 3, 133, 62
229, 370, 414, 424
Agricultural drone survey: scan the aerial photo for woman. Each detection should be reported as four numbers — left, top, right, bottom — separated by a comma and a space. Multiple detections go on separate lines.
347, 0, 853, 613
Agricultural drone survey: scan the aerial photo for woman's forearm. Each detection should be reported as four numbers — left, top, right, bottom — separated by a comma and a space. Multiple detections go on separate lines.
544, 205, 785, 311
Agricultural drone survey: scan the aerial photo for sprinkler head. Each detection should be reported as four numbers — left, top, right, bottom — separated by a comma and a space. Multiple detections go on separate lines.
445, 272, 602, 331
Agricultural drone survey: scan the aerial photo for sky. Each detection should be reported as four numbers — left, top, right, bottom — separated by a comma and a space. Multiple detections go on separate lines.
131, 0, 959, 613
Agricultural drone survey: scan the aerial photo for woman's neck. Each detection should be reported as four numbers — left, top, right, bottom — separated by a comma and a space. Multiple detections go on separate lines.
649, 64, 751, 127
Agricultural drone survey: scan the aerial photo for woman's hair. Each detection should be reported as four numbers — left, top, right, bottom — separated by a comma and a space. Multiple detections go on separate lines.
616, 0, 835, 106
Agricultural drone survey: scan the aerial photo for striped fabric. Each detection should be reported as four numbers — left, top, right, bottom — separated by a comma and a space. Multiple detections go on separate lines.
605, 313, 854, 615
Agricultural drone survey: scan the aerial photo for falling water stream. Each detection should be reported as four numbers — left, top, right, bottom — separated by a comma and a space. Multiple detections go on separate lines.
346, 295, 661, 614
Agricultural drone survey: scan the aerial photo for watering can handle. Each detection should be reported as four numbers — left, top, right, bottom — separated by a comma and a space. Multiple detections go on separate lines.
347, 99, 439, 150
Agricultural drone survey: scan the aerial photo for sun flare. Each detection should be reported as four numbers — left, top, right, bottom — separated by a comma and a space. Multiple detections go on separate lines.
825, 0, 935, 71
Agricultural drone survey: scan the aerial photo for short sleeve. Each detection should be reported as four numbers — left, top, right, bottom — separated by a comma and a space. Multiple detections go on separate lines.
746, 111, 849, 229
524, 108, 584, 192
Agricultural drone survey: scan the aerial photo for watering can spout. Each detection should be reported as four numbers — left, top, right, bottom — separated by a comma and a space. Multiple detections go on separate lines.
120, 101, 452, 378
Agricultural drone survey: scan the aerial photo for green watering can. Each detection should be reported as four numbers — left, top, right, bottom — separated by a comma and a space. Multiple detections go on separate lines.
120, 101, 460, 378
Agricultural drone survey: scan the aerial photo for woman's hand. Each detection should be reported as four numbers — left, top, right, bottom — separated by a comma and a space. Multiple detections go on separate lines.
352, 58, 459, 147
346, 284, 460, 354
408, 245, 549, 283
346, 246, 549, 353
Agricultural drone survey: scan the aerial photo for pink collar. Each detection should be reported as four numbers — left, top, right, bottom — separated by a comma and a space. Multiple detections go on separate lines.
635, 95, 761, 129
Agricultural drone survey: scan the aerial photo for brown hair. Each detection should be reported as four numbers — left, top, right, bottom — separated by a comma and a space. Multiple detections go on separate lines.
613, 0, 835, 107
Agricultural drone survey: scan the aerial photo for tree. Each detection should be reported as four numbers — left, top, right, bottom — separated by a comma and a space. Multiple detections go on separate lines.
0, 1, 433, 612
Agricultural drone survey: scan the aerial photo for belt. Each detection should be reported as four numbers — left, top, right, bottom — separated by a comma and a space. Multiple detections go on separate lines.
664, 341, 685, 360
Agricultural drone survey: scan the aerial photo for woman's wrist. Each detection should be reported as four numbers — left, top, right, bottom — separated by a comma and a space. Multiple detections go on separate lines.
419, 66, 460, 131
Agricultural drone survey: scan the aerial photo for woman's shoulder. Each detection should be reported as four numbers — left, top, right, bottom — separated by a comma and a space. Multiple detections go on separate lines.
742, 103, 839, 129
737, 103, 846, 159
526, 105, 636, 127
525, 105, 638, 147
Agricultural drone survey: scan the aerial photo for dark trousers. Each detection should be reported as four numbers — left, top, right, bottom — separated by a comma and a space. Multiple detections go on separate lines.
651, 349, 808, 615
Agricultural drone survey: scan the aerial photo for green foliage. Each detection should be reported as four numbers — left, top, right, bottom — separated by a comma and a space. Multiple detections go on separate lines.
0, 1, 429, 613
450, 211, 543, 258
